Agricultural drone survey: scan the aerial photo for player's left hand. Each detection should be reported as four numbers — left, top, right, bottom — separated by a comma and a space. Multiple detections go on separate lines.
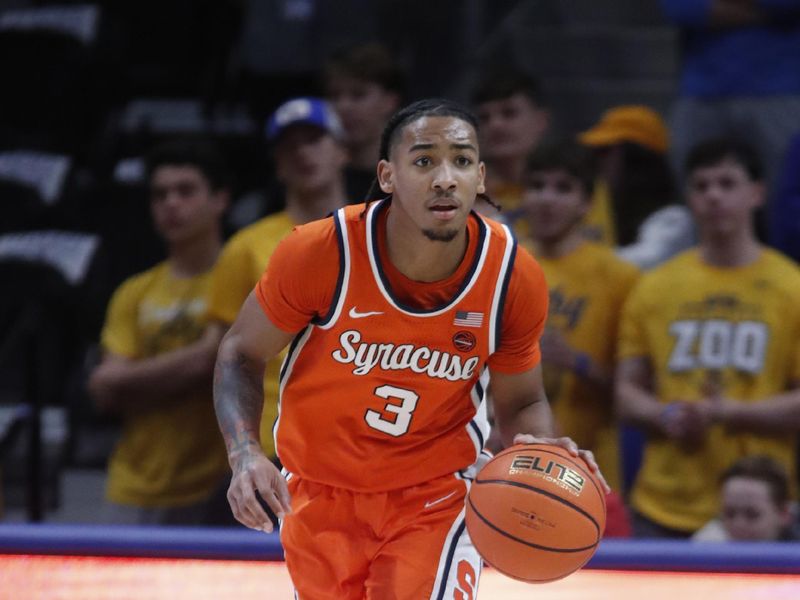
513, 433, 611, 495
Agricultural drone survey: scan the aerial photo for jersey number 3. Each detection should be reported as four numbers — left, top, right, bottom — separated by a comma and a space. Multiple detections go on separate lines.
364, 384, 419, 437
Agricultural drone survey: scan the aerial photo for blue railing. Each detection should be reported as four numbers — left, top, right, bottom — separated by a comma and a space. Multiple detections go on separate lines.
1, 524, 799, 574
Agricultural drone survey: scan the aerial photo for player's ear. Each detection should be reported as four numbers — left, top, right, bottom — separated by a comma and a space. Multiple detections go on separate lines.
377, 160, 393, 194
477, 161, 486, 195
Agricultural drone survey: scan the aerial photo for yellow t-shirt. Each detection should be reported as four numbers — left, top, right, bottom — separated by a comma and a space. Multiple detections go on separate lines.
581, 179, 616, 246
101, 262, 227, 508
619, 248, 800, 531
492, 180, 616, 245
534, 242, 639, 491
207, 211, 296, 458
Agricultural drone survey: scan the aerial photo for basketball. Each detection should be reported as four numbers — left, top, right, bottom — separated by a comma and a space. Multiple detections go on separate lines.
465, 443, 606, 583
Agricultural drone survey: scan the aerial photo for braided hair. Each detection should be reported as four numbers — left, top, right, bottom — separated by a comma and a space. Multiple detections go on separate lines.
362, 98, 500, 214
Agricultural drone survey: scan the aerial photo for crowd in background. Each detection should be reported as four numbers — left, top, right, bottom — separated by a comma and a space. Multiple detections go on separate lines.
1, 0, 800, 545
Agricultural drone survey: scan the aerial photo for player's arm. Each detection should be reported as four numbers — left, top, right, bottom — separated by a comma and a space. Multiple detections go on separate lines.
214, 291, 296, 532
491, 365, 610, 493
490, 364, 554, 445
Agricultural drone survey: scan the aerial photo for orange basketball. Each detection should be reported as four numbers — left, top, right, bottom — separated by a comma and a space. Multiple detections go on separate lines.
465, 443, 606, 583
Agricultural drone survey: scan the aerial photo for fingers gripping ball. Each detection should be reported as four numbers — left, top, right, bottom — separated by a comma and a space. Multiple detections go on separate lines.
465, 444, 607, 583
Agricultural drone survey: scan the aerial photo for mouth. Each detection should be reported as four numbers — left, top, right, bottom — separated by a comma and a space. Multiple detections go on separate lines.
428, 202, 460, 222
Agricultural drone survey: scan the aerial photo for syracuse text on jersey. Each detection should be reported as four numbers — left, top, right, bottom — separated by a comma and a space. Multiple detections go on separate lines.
331, 329, 480, 381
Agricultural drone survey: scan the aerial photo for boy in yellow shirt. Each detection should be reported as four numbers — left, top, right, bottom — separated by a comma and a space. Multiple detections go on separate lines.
521, 142, 639, 493
616, 138, 800, 537
88, 140, 230, 524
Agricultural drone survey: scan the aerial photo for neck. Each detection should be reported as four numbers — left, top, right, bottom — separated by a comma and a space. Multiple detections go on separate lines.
535, 230, 584, 259
349, 140, 381, 171
385, 207, 469, 282
699, 228, 761, 268
169, 232, 221, 278
285, 180, 347, 224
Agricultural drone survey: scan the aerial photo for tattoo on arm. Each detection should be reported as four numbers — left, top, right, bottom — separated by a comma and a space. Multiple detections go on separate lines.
214, 350, 264, 461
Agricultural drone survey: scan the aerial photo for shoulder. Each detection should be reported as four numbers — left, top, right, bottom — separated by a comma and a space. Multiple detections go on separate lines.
621, 249, 695, 312
226, 211, 295, 250
761, 247, 800, 280
758, 247, 800, 299
508, 243, 547, 295
266, 212, 342, 275
587, 243, 640, 281
114, 262, 167, 298
637, 248, 696, 287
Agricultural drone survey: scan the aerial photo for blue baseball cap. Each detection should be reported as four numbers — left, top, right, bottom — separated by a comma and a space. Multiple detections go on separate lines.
266, 97, 344, 142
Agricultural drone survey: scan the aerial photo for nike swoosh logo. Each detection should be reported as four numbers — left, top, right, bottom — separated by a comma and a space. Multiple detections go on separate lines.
424, 490, 457, 509
349, 307, 383, 319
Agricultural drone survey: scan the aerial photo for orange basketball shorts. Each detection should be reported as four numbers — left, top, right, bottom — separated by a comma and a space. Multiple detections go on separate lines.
280, 472, 483, 600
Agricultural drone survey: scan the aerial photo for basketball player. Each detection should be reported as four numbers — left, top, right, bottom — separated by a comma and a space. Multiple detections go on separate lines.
214, 99, 606, 598
616, 138, 800, 538
521, 142, 639, 493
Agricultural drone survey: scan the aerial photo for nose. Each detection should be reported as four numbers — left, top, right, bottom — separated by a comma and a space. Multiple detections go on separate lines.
162, 188, 183, 208
432, 163, 457, 193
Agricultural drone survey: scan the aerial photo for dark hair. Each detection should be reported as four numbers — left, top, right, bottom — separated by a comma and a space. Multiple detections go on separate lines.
364, 98, 499, 212
145, 138, 231, 191
471, 68, 545, 107
721, 455, 790, 507
607, 142, 676, 246
324, 42, 407, 98
685, 138, 764, 181
378, 98, 480, 161
524, 141, 595, 197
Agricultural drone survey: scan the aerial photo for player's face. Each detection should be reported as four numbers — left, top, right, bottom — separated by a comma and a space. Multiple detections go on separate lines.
721, 477, 788, 541
275, 125, 347, 194
686, 159, 763, 237
378, 115, 485, 242
476, 93, 548, 163
149, 166, 225, 245
327, 75, 399, 147
523, 169, 589, 243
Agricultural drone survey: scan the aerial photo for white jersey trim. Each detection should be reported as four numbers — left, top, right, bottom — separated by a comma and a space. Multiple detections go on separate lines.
274, 326, 314, 458
316, 208, 351, 330
488, 223, 516, 354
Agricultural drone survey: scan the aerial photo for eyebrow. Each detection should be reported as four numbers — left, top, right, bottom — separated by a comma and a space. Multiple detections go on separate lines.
408, 142, 478, 153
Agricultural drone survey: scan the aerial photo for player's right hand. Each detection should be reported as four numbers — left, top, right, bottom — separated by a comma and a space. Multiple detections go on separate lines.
227, 450, 292, 533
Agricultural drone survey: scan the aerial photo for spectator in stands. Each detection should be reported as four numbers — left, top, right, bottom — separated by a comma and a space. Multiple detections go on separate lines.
579, 105, 694, 269
660, 0, 800, 237
203, 97, 349, 526
323, 42, 406, 202
693, 455, 799, 542
87, 139, 230, 525
520, 142, 639, 509
616, 138, 800, 538
470, 68, 549, 223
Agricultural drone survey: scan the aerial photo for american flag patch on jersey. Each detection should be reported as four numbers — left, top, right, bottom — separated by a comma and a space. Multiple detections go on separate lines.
454, 311, 483, 327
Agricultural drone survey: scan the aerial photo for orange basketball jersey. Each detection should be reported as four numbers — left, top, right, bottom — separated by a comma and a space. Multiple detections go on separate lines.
269, 201, 524, 492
